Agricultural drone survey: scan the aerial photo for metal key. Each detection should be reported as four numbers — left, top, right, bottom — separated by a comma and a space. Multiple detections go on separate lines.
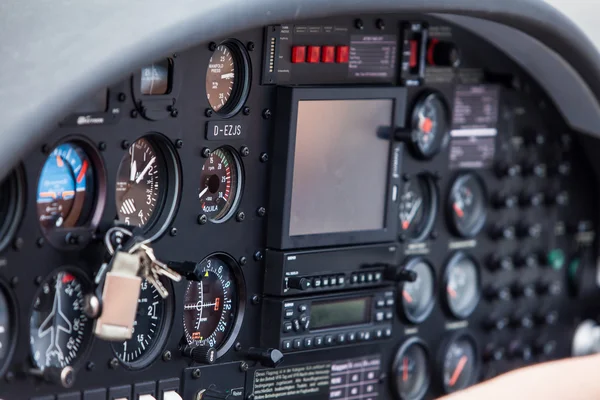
135, 244, 181, 298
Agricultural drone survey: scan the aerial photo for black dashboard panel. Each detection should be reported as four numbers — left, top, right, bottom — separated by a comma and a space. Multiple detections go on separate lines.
0, 13, 599, 400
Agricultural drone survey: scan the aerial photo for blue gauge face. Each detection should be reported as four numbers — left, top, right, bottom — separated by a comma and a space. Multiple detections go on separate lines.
36, 143, 94, 230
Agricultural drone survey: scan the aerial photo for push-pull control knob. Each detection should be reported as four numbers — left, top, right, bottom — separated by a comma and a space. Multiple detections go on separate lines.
287, 277, 312, 291
28, 366, 76, 388
484, 285, 511, 302
495, 161, 521, 179
487, 254, 514, 272
520, 192, 544, 207
535, 310, 559, 326
483, 316, 509, 332
182, 344, 217, 365
511, 282, 536, 299
492, 192, 518, 209
490, 224, 515, 241
247, 347, 284, 368
385, 265, 417, 283
427, 39, 461, 67
547, 190, 569, 206
483, 344, 505, 362
515, 252, 538, 269
517, 222, 542, 239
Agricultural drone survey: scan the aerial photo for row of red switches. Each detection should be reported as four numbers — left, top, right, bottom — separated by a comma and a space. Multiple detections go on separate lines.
291, 45, 349, 64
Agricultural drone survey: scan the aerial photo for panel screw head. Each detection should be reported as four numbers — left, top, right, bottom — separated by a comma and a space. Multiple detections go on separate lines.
12, 237, 23, 251
130, 109, 138, 118
240, 362, 249, 372
234, 342, 242, 351
262, 109, 272, 119
198, 214, 208, 225
41, 144, 50, 154
355, 19, 364, 30
240, 146, 250, 157
170, 108, 179, 118
376, 18, 385, 30
257, 207, 266, 217
205, 108, 214, 117
162, 351, 172, 361
86, 362, 95, 371
254, 251, 263, 261
98, 142, 107, 151
247, 42, 255, 51
260, 153, 269, 163
4, 371, 14, 383
202, 147, 211, 158
175, 139, 184, 148
170, 227, 178, 237
9, 277, 18, 288
192, 368, 201, 379
243, 106, 251, 116
209, 42, 217, 51
34, 276, 43, 285
251, 295, 260, 305
118, 92, 127, 102
430, 230, 439, 240
402, 173, 410, 182
36, 238, 44, 248
121, 140, 130, 150
109, 358, 119, 369
236, 211, 245, 222
239, 256, 247, 266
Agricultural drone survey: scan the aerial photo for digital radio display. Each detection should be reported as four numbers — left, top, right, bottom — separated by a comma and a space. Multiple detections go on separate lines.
311, 297, 372, 330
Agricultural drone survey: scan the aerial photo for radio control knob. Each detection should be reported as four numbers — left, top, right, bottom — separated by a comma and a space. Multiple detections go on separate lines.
487, 254, 514, 272
182, 344, 217, 365
492, 192, 517, 209
247, 347, 284, 368
495, 161, 521, 179
490, 224, 515, 240
288, 277, 311, 291
517, 222, 542, 239
512, 283, 536, 299
520, 192, 544, 207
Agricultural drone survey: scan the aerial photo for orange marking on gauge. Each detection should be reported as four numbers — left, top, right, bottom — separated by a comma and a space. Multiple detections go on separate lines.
449, 355, 468, 387
76, 160, 88, 183
38, 192, 57, 199
56, 155, 64, 167
402, 220, 410, 230
421, 118, 433, 133
403, 357, 408, 382
192, 332, 202, 340
453, 203, 464, 218
403, 290, 413, 304
61, 190, 75, 198
214, 297, 220, 311
447, 286, 458, 298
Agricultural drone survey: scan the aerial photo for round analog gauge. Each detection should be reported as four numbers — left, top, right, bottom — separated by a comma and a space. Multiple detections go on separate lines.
0, 169, 24, 253
401, 258, 435, 323
399, 174, 437, 241
448, 173, 487, 238
444, 253, 481, 319
30, 270, 93, 370
0, 284, 16, 376
112, 278, 173, 369
393, 338, 430, 400
199, 147, 243, 223
205, 41, 250, 117
182, 254, 244, 357
410, 92, 449, 159
441, 334, 479, 393
37, 143, 96, 231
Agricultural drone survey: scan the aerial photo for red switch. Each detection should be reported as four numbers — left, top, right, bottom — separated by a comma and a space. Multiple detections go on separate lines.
291, 46, 306, 63
321, 46, 335, 63
306, 46, 321, 63
409, 40, 418, 68
336, 46, 349, 63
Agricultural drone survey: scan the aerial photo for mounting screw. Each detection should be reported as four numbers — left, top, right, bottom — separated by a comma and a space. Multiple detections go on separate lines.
355, 19, 364, 30
247, 42, 255, 51
175, 139, 184, 149
376, 18, 385, 30
202, 147, 211, 158
254, 251, 263, 262
239, 256, 247, 266
205, 108, 214, 117
402, 173, 410, 182
198, 214, 208, 225
247, 395, 255, 400
12, 238, 23, 251
118, 92, 127, 102
234, 342, 242, 352
4, 371, 15, 383
34, 276, 43, 286
98, 142, 107, 151
260, 153, 269, 163
257, 207, 266, 217
251, 295, 260, 305
121, 140, 130, 150
240, 146, 250, 157
192, 368, 202, 379
130, 109, 138, 118
209, 42, 217, 51
236, 211, 245, 222
399, 234, 407, 243
36, 237, 44, 248
170, 227, 178, 237
109, 358, 119, 369
243, 106, 251, 116
86, 361, 95, 371
170, 108, 179, 118
430, 230, 439, 240
262, 109, 272, 119
41, 144, 49, 154
162, 350, 172, 362
9, 277, 18, 288
240, 362, 249, 372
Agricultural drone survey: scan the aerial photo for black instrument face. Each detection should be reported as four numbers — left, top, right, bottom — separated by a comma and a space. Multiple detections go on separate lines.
401, 259, 435, 323
182, 255, 241, 356
410, 92, 449, 158
399, 175, 437, 241
448, 173, 487, 237
199, 147, 243, 223
116, 137, 164, 229
29, 270, 92, 370
444, 253, 480, 319
393, 339, 430, 400
441, 335, 479, 393
111, 279, 172, 369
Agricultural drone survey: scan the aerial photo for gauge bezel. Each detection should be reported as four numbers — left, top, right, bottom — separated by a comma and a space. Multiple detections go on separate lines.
28, 266, 95, 370
399, 173, 438, 242
442, 252, 481, 320
446, 172, 488, 238
205, 39, 252, 118
409, 91, 450, 159
116, 132, 182, 240
0, 167, 25, 254
438, 331, 480, 394
392, 337, 431, 400
201, 146, 245, 224
400, 257, 436, 324
36, 137, 107, 250
0, 279, 18, 378
112, 277, 175, 370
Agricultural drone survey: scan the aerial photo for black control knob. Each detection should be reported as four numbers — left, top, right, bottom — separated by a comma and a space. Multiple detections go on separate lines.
537, 281, 562, 296
534, 339, 557, 357
515, 252, 539, 269
182, 344, 217, 365
519, 191, 544, 208
516, 222, 542, 239
385, 266, 418, 283
484, 285, 512, 302
511, 282, 536, 299
546, 190, 569, 206
483, 316, 509, 331
495, 161, 521, 179
492, 192, 518, 209
523, 129, 546, 147
487, 254, 514, 272
535, 310, 559, 326
28, 366, 76, 388
490, 224, 515, 241
511, 313, 534, 329
287, 277, 312, 291
509, 343, 533, 362
483, 344, 505, 362
522, 163, 547, 178
427, 39, 460, 67
247, 347, 284, 368
556, 161, 572, 177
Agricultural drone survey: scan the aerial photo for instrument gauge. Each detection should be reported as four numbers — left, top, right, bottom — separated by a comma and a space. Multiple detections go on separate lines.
111, 278, 173, 369
199, 147, 243, 223
441, 334, 479, 393
29, 269, 93, 370
444, 253, 481, 319
401, 258, 435, 324
448, 173, 487, 238
410, 92, 449, 159
399, 174, 437, 241
205, 40, 250, 117
182, 254, 245, 358
393, 338, 430, 400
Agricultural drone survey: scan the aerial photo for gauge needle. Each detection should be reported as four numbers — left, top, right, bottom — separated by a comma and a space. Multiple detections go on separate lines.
403, 357, 409, 382
418, 111, 433, 133
449, 355, 468, 387
447, 286, 458, 298
199, 186, 209, 199
221, 73, 234, 79
135, 157, 156, 184
453, 203, 464, 218
404, 198, 423, 229
130, 147, 137, 182
403, 290, 413, 304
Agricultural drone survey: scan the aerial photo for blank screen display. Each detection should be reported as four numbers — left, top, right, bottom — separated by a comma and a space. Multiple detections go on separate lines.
289, 99, 393, 236
310, 297, 372, 330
